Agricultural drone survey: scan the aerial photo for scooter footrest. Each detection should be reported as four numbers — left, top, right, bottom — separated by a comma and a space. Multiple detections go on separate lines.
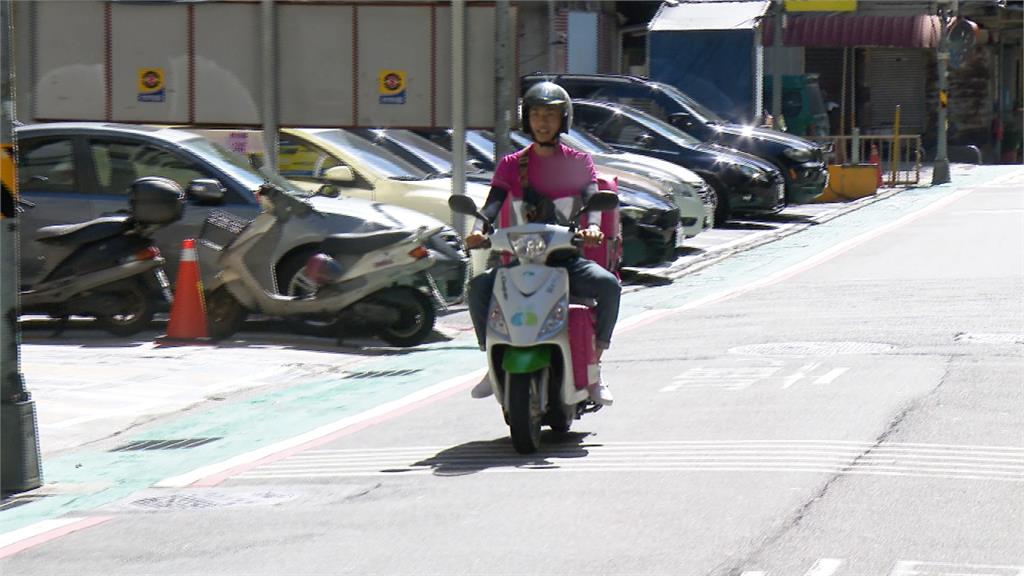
576, 401, 603, 417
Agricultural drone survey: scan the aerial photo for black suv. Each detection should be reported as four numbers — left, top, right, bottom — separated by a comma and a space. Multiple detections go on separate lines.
522, 73, 829, 205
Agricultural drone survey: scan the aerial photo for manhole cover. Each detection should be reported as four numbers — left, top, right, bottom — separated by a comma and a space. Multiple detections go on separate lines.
730, 341, 898, 357
128, 490, 295, 511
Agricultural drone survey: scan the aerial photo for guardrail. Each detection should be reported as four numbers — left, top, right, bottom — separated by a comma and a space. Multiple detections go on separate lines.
809, 134, 923, 187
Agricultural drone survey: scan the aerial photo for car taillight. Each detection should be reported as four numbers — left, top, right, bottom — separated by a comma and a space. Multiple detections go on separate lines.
408, 246, 429, 259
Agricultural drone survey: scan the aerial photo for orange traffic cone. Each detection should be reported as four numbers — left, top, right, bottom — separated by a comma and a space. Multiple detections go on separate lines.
157, 238, 209, 344
869, 144, 882, 188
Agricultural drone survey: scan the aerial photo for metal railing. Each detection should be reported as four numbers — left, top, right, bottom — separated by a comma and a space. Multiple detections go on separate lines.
809, 133, 924, 187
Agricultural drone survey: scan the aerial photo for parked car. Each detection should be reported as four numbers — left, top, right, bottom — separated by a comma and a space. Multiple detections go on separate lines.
15, 123, 469, 306
568, 100, 787, 223
522, 73, 828, 205
415, 128, 682, 266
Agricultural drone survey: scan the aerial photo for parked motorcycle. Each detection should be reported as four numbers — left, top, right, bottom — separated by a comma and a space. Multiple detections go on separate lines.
19, 177, 184, 336
198, 182, 440, 347
448, 191, 619, 454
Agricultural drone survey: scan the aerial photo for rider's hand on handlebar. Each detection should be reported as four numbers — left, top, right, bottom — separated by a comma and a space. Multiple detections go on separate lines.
464, 230, 489, 250
576, 226, 604, 248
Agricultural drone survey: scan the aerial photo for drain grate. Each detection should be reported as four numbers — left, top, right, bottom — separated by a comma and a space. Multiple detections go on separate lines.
343, 369, 421, 379
109, 438, 221, 452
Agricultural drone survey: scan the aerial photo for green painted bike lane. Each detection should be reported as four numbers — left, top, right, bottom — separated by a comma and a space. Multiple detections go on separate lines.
0, 166, 1014, 536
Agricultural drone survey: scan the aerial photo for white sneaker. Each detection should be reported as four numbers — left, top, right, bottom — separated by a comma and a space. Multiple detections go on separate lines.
470, 374, 494, 399
588, 367, 613, 406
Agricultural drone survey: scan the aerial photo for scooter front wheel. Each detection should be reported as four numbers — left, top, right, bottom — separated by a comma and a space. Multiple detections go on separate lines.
508, 371, 544, 454
206, 287, 247, 340
374, 287, 436, 347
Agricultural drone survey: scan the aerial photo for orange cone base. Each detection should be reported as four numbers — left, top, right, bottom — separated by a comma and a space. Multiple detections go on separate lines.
156, 239, 210, 345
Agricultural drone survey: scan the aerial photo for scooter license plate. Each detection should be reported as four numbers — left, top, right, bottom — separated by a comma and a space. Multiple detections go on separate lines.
155, 269, 173, 302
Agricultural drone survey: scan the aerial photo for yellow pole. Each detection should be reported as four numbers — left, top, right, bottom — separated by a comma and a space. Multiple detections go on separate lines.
890, 105, 901, 186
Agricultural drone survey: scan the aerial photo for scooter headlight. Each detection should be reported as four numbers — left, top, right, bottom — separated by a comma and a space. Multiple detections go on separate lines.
508, 232, 550, 261
487, 299, 509, 338
537, 296, 569, 341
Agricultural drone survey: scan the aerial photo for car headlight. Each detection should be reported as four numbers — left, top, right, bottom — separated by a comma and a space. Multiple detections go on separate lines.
508, 232, 550, 261
487, 299, 509, 338
735, 163, 769, 183
783, 148, 814, 162
537, 295, 568, 341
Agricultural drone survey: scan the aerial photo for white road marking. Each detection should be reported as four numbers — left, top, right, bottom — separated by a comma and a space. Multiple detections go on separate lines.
814, 368, 849, 385
781, 363, 821, 389
805, 558, 845, 576
890, 560, 1024, 575
661, 367, 782, 391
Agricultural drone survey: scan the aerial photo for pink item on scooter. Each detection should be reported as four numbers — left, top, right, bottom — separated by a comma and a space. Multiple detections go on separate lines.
568, 304, 598, 390
581, 174, 622, 278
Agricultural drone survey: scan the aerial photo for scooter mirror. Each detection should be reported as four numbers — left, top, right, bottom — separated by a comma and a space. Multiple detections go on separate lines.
187, 179, 226, 205
583, 191, 619, 213
447, 194, 480, 217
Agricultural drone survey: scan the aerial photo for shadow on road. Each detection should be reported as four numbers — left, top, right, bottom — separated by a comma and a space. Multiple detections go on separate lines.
412, 432, 593, 477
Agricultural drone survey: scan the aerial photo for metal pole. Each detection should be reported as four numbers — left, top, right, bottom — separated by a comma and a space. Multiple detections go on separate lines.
547, 0, 556, 72
771, 0, 783, 130
1, 0, 42, 496
891, 104, 902, 186
451, 0, 467, 234
494, 0, 514, 163
932, 1, 954, 184
261, 0, 279, 171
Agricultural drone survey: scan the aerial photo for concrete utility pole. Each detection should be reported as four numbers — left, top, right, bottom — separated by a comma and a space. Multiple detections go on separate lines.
494, 0, 514, 164
771, 0, 784, 130
451, 0, 467, 234
261, 0, 279, 171
1, 0, 42, 496
932, 0, 956, 185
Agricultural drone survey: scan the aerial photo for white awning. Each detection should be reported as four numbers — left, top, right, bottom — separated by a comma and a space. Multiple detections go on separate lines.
648, 1, 772, 32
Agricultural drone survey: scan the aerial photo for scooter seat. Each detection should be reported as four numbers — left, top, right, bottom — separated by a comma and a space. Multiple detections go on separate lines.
321, 230, 414, 255
36, 216, 134, 246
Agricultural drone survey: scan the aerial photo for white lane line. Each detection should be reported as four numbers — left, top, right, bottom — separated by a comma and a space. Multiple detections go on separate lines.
0, 516, 112, 559
805, 558, 844, 576
781, 363, 821, 389
740, 572, 767, 576
890, 560, 1024, 575
814, 368, 849, 385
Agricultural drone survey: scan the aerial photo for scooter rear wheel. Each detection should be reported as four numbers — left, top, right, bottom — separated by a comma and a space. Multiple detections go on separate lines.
374, 287, 436, 348
94, 282, 154, 337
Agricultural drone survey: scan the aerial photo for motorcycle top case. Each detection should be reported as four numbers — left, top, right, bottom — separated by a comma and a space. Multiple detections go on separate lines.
130, 179, 186, 225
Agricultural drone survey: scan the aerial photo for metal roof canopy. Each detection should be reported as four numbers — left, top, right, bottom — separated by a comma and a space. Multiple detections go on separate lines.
762, 13, 943, 48
648, 1, 772, 32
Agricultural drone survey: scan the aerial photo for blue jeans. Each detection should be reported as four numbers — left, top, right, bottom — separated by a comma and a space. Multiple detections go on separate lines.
468, 255, 621, 350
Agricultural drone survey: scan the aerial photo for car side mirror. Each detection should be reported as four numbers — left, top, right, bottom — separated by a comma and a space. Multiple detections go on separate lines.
323, 165, 355, 184
187, 179, 226, 205
668, 112, 694, 129
316, 183, 340, 198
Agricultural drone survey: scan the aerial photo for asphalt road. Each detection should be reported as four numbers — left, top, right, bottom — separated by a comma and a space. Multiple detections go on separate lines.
2, 165, 1022, 575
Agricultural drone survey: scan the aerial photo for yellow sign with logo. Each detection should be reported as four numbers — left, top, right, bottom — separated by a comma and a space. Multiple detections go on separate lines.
785, 0, 857, 11
378, 70, 407, 105
1, 144, 17, 218
138, 67, 166, 103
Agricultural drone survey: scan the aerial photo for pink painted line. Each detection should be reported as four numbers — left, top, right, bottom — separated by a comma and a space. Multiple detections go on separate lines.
0, 516, 112, 559
186, 369, 486, 487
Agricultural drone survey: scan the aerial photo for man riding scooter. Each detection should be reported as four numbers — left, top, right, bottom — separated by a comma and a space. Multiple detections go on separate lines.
465, 81, 621, 406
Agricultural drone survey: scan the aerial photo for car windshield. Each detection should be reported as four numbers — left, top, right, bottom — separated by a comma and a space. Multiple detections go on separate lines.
180, 137, 302, 194
377, 130, 483, 177
467, 130, 497, 165
565, 128, 618, 154
609, 105, 704, 147
650, 81, 728, 125
310, 130, 431, 180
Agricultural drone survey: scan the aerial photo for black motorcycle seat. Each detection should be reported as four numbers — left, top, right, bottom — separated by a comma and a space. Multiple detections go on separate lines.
36, 216, 134, 246
321, 230, 414, 255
